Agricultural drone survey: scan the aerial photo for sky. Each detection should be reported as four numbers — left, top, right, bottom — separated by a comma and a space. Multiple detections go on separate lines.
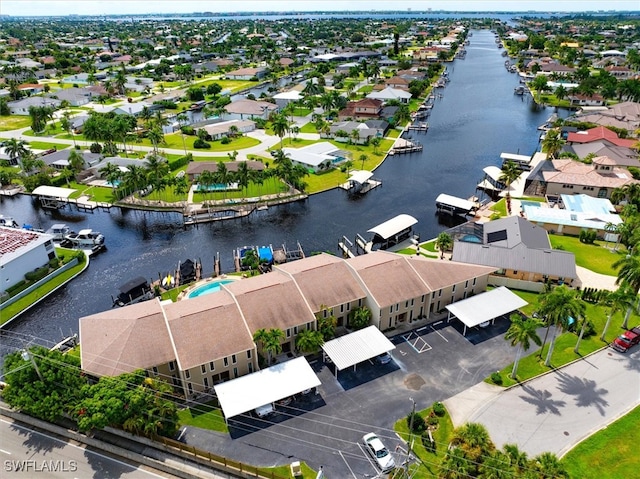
1, 0, 639, 17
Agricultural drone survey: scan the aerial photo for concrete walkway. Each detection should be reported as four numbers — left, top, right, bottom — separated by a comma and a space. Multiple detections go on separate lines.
575, 265, 619, 291
445, 347, 640, 457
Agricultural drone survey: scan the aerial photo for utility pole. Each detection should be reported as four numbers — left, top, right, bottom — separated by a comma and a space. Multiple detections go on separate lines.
405, 397, 416, 477
21, 350, 43, 382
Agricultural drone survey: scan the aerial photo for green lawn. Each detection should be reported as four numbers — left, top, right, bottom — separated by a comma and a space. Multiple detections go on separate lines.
394, 405, 454, 478
0, 115, 31, 131
549, 234, 625, 276
177, 401, 228, 433
136, 133, 261, 153
386, 129, 401, 139
0, 249, 86, 325
192, 178, 288, 203
299, 122, 319, 134
488, 289, 639, 387
28, 141, 68, 151
269, 137, 317, 149
490, 198, 507, 216
562, 405, 640, 479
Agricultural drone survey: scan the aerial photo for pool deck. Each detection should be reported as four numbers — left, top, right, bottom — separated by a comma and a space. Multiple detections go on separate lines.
178, 275, 240, 301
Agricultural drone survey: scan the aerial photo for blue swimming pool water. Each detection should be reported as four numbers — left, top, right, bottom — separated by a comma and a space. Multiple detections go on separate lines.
187, 279, 234, 298
461, 234, 482, 243
520, 200, 543, 208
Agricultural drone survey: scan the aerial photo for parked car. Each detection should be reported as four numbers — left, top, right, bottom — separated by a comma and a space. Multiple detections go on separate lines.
362, 433, 395, 472
254, 403, 274, 418
611, 326, 640, 353
376, 352, 392, 364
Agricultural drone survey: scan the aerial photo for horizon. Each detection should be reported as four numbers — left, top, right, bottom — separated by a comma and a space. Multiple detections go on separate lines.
2, 1, 639, 17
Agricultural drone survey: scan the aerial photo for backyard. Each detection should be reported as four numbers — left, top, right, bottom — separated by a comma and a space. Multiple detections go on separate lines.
549, 234, 627, 276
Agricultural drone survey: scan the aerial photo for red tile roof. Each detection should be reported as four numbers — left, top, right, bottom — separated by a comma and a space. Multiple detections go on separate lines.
567, 126, 637, 148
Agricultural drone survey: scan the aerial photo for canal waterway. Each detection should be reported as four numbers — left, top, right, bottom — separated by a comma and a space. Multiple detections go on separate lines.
1, 29, 550, 354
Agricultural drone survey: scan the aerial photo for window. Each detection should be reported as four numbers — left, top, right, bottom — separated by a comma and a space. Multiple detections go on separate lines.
395, 304, 399, 312
438, 290, 442, 297
233, 367, 238, 378
201, 364, 206, 374
452, 284, 456, 292
294, 326, 298, 335
431, 292, 435, 299
223, 357, 229, 367
405, 301, 409, 308
152, 366, 158, 376
209, 361, 215, 371
247, 350, 252, 359
513, 270, 518, 275
390, 306, 393, 314
203, 377, 209, 388
340, 304, 344, 313
347, 303, 350, 311
232, 354, 237, 364
411, 299, 414, 306
473, 277, 477, 286
465, 280, 469, 289
286, 328, 291, 338
248, 363, 253, 373
187, 383, 193, 394
358, 299, 362, 307
185, 370, 191, 379
169, 361, 175, 371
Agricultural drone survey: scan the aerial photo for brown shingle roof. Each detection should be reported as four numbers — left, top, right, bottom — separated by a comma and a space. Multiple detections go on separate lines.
407, 257, 497, 291
276, 253, 367, 312
164, 290, 254, 371
79, 299, 175, 377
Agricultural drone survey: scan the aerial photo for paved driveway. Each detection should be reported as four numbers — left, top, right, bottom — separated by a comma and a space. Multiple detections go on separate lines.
181, 317, 518, 478
462, 347, 640, 457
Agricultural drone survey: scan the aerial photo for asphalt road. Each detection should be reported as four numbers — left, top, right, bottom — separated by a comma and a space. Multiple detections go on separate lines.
0, 418, 174, 478
182, 317, 519, 478
467, 346, 640, 457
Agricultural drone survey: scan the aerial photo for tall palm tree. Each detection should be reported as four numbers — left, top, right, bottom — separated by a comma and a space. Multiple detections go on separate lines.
537, 286, 587, 366
498, 160, 521, 215
235, 160, 250, 196
600, 284, 636, 341
214, 161, 230, 199
533, 452, 569, 478
295, 329, 324, 354
262, 328, 284, 365
197, 170, 215, 203
505, 314, 543, 379
271, 113, 289, 148
67, 149, 85, 174
451, 422, 495, 469
541, 129, 565, 159
478, 450, 513, 479
3, 138, 28, 162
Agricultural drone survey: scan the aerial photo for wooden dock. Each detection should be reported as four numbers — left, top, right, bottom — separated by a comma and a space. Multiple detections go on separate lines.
407, 123, 429, 132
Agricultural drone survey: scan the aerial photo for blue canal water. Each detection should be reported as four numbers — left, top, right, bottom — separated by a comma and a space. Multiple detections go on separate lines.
0, 29, 552, 354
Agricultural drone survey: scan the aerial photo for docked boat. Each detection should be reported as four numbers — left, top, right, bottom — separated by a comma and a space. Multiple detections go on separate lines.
514, 86, 526, 95
0, 215, 19, 228
46, 223, 72, 242
64, 228, 105, 247
113, 276, 154, 307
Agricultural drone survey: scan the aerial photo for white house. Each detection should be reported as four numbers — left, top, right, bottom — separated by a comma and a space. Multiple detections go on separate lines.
0, 227, 57, 293
367, 87, 412, 104
283, 142, 348, 173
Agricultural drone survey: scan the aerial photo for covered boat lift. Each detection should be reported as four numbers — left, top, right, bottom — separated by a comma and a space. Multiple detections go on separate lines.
214, 357, 320, 422
32, 185, 76, 209
365, 214, 418, 252
445, 286, 528, 336
339, 170, 382, 195
321, 326, 395, 378
435, 193, 478, 216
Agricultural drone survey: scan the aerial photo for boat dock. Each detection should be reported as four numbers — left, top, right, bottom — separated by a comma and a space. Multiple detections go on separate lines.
338, 170, 382, 195
435, 193, 479, 216
389, 138, 423, 155
407, 123, 429, 132
184, 206, 255, 226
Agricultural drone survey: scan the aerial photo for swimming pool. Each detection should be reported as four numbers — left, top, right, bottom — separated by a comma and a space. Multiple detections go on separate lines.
460, 234, 482, 243
520, 200, 543, 209
187, 279, 234, 298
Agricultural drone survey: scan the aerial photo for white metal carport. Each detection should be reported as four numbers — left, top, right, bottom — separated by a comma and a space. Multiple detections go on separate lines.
321, 325, 395, 378
31, 185, 76, 209
213, 357, 320, 421
445, 286, 528, 335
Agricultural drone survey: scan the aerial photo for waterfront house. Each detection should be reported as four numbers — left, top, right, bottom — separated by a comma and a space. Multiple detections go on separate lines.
568, 93, 606, 107
367, 87, 412, 104
224, 98, 278, 121
0, 227, 58, 294
185, 160, 265, 182
225, 67, 268, 80
325, 121, 380, 144
565, 126, 637, 149
337, 98, 384, 121
562, 141, 640, 169
196, 119, 256, 140
571, 101, 640, 135
282, 142, 348, 172
451, 216, 577, 291
79, 251, 496, 398
524, 157, 638, 199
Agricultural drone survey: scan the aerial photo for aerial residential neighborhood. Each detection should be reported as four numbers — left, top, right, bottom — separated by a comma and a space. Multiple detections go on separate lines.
0, 3, 639, 479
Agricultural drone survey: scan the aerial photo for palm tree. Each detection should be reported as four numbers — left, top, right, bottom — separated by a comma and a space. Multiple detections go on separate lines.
478, 450, 513, 479
600, 284, 636, 340
262, 328, 285, 365
533, 452, 569, 478
197, 170, 215, 202
504, 314, 543, 379
537, 285, 587, 366
440, 447, 472, 479
67, 149, 85, 174
358, 153, 368, 170
236, 160, 250, 196
541, 129, 565, 159
59, 113, 76, 147
99, 162, 122, 190
498, 160, 521, 215
435, 232, 453, 259
295, 329, 324, 354
451, 422, 495, 468
271, 113, 289, 148
214, 161, 231, 199
147, 126, 164, 154
3, 138, 28, 162
503, 444, 529, 475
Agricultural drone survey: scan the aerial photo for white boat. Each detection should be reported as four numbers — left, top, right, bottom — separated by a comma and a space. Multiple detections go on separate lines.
46, 223, 72, 242
65, 228, 105, 247
0, 215, 19, 228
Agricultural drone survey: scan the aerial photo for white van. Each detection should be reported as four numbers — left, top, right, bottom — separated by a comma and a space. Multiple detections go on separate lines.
254, 403, 274, 418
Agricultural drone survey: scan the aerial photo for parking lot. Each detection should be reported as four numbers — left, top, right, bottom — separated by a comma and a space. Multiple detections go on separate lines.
181, 316, 518, 478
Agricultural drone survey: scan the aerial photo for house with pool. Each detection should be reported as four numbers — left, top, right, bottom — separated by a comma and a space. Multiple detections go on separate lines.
79, 251, 496, 399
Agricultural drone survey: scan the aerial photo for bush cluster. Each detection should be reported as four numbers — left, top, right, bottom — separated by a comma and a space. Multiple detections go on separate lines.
193, 138, 211, 149
25, 265, 50, 282
579, 229, 597, 244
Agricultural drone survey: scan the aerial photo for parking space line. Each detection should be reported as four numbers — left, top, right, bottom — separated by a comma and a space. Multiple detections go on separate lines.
401, 331, 432, 353
339, 449, 359, 479
430, 325, 448, 342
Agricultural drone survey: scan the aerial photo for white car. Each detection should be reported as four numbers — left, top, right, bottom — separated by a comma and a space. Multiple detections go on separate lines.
362, 433, 395, 472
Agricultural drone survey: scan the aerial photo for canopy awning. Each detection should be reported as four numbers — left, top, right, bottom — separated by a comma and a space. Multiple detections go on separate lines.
500, 152, 531, 163
348, 170, 374, 185
482, 166, 503, 182
367, 214, 417, 241
322, 325, 395, 372
32, 185, 76, 198
446, 287, 528, 335
214, 357, 320, 419
435, 193, 476, 212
